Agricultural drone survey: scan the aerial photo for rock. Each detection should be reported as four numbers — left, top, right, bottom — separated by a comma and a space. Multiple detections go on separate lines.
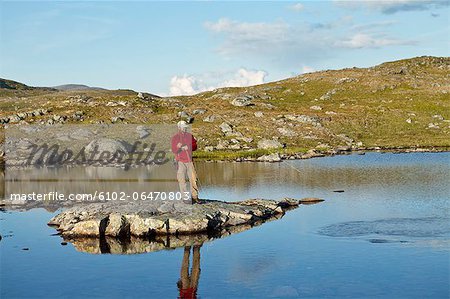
178, 111, 190, 118
336, 146, 351, 152
111, 116, 125, 123
395, 66, 408, 75
228, 144, 241, 150
238, 136, 253, 143
406, 118, 412, 124
216, 140, 230, 150
9, 115, 21, 123
428, 123, 439, 129
325, 111, 337, 115
257, 139, 284, 149
17, 112, 27, 120
48, 198, 304, 238
193, 109, 206, 115
70, 128, 94, 140
301, 149, 325, 159
231, 95, 253, 107
204, 146, 214, 152
319, 89, 337, 100
203, 115, 218, 123
219, 122, 233, 135
72, 111, 84, 121
277, 127, 297, 137
254, 111, 264, 118
336, 77, 358, 84
136, 125, 151, 139
432, 114, 444, 120
257, 153, 281, 162
310, 106, 322, 111
299, 197, 324, 204
85, 138, 131, 159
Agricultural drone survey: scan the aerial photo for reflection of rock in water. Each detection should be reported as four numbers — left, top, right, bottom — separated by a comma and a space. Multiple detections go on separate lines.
0, 160, 4, 201
64, 216, 280, 254
319, 217, 450, 238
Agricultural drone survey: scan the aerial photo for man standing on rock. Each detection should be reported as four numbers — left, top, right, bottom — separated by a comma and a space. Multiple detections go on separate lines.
171, 120, 199, 204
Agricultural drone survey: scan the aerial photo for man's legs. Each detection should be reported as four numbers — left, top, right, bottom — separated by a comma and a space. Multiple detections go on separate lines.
186, 162, 199, 201
177, 162, 188, 197
191, 245, 201, 289
180, 246, 191, 287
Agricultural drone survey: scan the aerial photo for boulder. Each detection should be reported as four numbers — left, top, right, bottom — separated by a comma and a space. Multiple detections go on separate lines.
231, 95, 253, 107
219, 122, 233, 135
277, 127, 297, 137
310, 106, 322, 111
257, 139, 284, 149
257, 153, 281, 162
85, 138, 131, 159
203, 115, 218, 123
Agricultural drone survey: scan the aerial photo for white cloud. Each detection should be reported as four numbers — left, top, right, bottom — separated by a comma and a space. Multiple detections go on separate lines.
203, 17, 414, 66
288, 3, 304, 12
301, 66, 315, 74
168, 68, 268, 96
204, 18, 334, 65
335, 0, 449, 14
336, 33, 415, 48
169, 75, 200, 96
204, 18, 290, 55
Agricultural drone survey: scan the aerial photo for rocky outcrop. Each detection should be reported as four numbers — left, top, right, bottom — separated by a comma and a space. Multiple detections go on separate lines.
48, 198, 304, 238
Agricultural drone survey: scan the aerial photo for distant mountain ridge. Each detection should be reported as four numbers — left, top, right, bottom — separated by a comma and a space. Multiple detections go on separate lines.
0, 79, 108, 92
52, 84, 107, 91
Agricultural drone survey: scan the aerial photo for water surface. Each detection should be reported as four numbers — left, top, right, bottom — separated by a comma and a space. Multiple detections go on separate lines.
1, 152, 449, 298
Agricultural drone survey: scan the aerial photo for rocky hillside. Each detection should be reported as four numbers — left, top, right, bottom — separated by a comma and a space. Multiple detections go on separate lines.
0, 56, 449, 160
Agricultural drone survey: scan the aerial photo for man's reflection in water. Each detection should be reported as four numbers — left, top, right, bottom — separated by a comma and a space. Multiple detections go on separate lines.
177, 245, 202, 299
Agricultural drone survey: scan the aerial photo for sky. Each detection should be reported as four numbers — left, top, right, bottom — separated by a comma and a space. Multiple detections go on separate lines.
1, 0, 449, 96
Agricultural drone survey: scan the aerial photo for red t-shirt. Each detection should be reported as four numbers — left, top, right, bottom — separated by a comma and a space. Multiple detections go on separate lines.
171, 132, 197, 163
179, 287, 197, 299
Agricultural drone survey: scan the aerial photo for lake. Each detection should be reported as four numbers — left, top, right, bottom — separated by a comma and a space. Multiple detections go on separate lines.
1, 152, 449, 298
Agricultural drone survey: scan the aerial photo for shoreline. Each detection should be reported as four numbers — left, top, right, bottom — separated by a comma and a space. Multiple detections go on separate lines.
193, 145, 450, 162
0, 146, 448, 167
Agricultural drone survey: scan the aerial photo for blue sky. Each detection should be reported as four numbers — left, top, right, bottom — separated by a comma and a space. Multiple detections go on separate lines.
1, 1, 449, 95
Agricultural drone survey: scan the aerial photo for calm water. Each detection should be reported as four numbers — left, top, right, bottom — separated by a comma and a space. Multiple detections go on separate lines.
1, 152, 449, 298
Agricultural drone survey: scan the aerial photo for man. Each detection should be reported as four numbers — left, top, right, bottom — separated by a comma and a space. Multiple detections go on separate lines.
177, 245, 202, 299
171, 120, 199, 204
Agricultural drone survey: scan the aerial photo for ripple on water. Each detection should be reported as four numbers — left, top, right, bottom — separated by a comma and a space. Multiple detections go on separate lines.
318, 217, 450, 239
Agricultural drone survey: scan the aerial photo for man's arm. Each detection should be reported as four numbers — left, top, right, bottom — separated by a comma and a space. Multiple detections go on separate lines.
171, 135, 179, 154
191, 135, 197, 152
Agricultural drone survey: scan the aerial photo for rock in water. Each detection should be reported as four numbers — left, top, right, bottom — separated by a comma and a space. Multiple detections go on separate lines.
48, 198, 302, 238
257, 153, 281, 162
299, 197, 325, 205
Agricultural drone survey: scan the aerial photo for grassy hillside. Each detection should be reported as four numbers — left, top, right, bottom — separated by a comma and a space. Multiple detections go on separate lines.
0, 56, 449, 160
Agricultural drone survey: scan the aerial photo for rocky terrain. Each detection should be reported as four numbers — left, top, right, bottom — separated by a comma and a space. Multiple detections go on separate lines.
1, 56, 449, 161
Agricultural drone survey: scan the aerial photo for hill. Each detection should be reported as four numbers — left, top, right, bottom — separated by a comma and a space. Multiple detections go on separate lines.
0, 56, 449, 160
53, 84, 107, 91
